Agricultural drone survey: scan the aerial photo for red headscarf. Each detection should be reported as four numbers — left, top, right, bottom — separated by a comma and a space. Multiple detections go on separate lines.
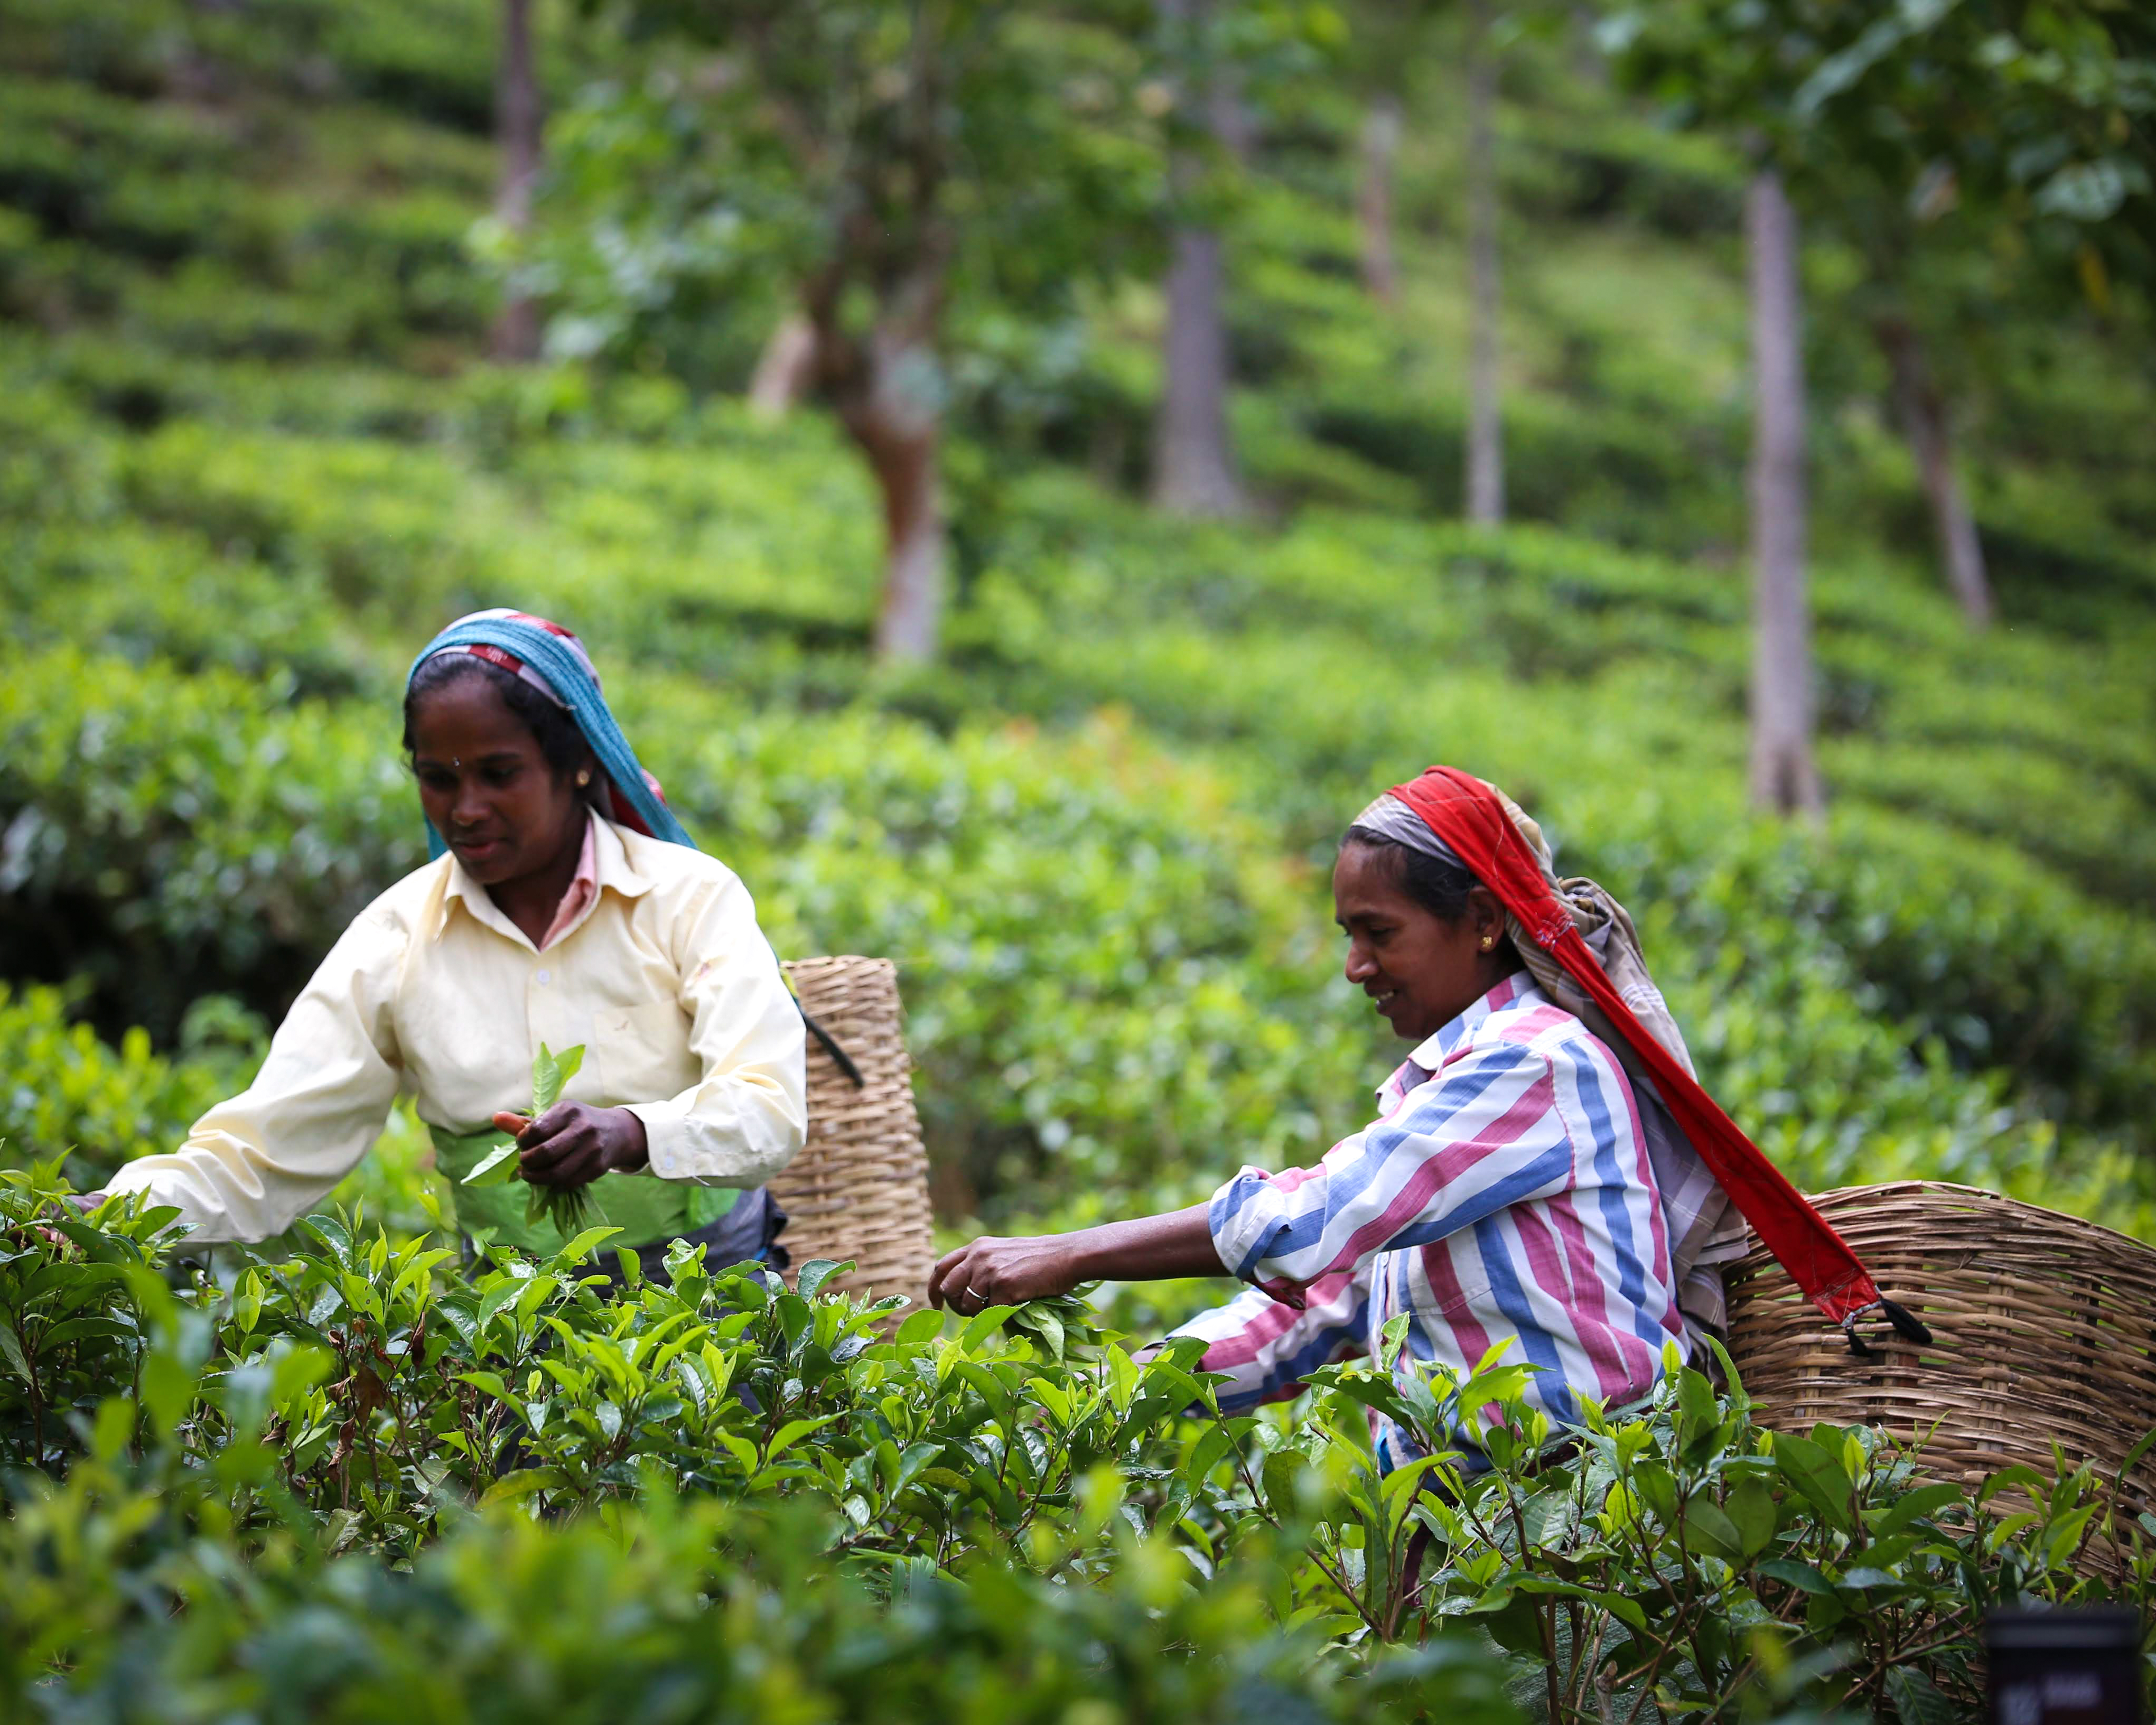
1389, 766, 1926, 1345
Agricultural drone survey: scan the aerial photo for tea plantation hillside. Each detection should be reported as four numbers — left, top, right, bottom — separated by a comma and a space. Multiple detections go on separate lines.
3, 0, 2153, 1255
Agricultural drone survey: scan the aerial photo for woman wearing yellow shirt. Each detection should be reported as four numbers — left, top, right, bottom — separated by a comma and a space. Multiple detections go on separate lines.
99, 610, 807, 1275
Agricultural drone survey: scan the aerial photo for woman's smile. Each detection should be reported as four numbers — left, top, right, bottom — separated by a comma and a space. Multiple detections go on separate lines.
1333, 841, 1511, 1043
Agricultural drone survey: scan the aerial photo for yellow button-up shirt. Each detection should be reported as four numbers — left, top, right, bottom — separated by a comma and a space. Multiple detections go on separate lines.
106, 816, 807, 1243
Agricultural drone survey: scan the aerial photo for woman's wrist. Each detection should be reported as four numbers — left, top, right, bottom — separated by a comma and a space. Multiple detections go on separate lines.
1062, 1226, 1120, 1284
605, 1107, 650, 1173
1063, 1206, 1221, 1283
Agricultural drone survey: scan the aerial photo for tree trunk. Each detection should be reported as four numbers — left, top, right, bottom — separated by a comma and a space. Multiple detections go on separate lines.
869, 417, 945, 664
1151, 0, 1247, 518
1153, 225, 1247, 516
826, 319, 947, 665
1570, 3, 1608, 87
1359, 94, 1402, 307
749, 312, 818, 421
1877, 317, 1993, 627
1464, 0, 1504, 527
1745, 169, 1823, 818
489, 0, 544, 363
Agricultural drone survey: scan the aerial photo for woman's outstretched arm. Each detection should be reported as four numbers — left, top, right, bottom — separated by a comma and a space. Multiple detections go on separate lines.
928, 1204, 1221, 1313
101, 912, 405, 1242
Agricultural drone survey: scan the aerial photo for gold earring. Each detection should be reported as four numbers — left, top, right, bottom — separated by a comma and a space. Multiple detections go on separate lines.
1480, 936, 1495, 950
576, 769, 591, 786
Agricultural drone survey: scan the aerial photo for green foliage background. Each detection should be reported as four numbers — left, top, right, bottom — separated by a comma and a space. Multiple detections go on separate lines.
1, 0, 2154, 1710
1, 0, 2151, 1250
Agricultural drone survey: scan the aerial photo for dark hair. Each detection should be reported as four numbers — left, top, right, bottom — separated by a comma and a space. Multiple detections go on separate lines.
1341, 825, 1481, 921
403, 652, 590, 779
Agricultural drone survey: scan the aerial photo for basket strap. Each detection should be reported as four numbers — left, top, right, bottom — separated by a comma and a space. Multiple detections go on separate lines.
799, 1002, 864, 1088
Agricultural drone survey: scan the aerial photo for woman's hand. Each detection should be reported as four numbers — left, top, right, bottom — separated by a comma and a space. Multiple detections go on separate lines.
19, 1191, 101, 1250
928, 1206, 1225, 1316
929, 1234, 1091, 1314
492, 1103, 650, 1189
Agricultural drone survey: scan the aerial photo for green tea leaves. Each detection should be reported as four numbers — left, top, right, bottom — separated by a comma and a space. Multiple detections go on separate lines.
531, 1041, 584, 1115
462, 1144, 521, 1187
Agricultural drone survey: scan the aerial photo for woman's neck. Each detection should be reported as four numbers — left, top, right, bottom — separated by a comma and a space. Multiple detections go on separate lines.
487, 810, 591, 948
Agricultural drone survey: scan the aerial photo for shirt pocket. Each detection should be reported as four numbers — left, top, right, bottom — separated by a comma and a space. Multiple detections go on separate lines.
1420, 1247, 1496, 1326
589, 999, 692, 1105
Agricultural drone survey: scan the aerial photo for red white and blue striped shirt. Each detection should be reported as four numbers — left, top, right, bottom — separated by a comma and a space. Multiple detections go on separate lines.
1173, 973, 1684, 1458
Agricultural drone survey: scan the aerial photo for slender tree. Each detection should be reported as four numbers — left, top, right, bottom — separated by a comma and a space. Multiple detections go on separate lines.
489, 0, 545, 362
1874, 314, 1993, 627
1463, 0, 1503, 526
1338, 1, 1442, 310
1152, 0, 1250, 518
748, 312, 817, 421
792, 20, 956, 665
1358, 92, 1402, 305
1612, 0, 2152, 804
1744, 169, 1821, 817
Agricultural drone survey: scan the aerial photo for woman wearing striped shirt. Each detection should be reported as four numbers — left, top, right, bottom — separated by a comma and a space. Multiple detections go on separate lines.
930, 768, 1753, 1453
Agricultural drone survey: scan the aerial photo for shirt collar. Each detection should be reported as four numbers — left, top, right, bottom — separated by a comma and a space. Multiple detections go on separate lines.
434, 812, 656, 947
1402, 970, 1543, 1073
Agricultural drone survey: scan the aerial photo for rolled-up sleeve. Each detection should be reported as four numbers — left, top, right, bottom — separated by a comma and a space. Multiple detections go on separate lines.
623, 872, 806, 1188
1172, 1264, 1371, 1412
104, 913, 406, 1243
1209, 1040, 1573, 1306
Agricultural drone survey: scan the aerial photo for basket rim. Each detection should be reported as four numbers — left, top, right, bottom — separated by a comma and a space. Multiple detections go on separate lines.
1792, 1179, 2156, 1262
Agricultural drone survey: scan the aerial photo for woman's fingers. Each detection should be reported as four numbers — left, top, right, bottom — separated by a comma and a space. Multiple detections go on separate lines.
517, 1103, 605, 1186
507, 1104, 646, 1187
928, 1237, 1082, 1313
530, 1146, 608, 1188
515, 1103, 575, 1151
928, 1242, 977, 1310
929, 1242, 1001, 1311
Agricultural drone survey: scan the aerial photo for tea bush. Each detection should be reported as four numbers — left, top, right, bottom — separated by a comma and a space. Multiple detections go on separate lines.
0, 1171, 2148, 1718
0, 984, 233, 1182
13, 634, 2148, 1238
3, 1482, 1521, 1724
0, 643, 423, 1039
1230, 1328, 2156, 1721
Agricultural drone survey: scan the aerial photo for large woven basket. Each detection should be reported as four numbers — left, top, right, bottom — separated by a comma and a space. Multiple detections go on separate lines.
770, 957, 936, 1312
1724, 1181, 2156, 1517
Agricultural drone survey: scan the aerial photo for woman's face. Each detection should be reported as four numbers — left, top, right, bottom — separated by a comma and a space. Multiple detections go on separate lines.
1332, 841, 1506, 1043
408, 675, 586, 888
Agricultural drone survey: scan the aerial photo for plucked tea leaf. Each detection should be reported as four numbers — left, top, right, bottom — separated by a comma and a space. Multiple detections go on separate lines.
462, 1143, 521, 1187
531, 1045, 563, 1114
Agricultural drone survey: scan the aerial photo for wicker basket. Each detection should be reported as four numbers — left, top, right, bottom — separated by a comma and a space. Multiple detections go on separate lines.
1724, 1181, 2156, 1517
770, 957, 935, 1312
